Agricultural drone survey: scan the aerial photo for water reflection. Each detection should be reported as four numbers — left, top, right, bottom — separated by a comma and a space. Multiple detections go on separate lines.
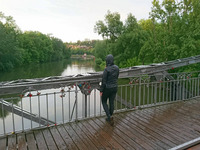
0, 58, 100, 135
62, 59, 96, 76
0, 58, 97, 81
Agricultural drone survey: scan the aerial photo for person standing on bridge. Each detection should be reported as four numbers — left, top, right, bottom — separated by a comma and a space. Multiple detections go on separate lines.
100, 54, 119, 126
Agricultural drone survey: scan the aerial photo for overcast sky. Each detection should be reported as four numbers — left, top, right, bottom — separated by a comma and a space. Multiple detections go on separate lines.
0, 0, 155, 43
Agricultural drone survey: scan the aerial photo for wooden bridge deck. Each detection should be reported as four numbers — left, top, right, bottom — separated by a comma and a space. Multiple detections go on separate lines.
1, 98, 200, 150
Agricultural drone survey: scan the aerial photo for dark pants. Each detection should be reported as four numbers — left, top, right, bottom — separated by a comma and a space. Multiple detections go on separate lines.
102, 87, 117, 120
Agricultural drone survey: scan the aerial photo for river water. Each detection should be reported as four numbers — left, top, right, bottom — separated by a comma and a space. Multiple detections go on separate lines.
0, 58, 103, 135
0, 58, 98, 81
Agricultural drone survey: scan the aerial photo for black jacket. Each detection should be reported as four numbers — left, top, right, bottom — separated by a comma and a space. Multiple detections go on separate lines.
100, 54, 119, 92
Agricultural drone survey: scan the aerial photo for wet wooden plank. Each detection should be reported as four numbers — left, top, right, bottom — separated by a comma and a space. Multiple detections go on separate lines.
70, 122, 98, 150
63, 123, 89, 150
171, 101, 200, 123
184, 100, 200, 111
87, 119, 125, 150
98, 117, 144, 149
49, 126, 68, 150
0, 137, 7, 150
148, 104, 200, 138
114, 112, 159, 150
176, 107, 200, 131
17, 133, 27, 150
42, 128, 58, 150
137, 107, 194, 140
8, 134, 17, 150
140, 106, 189, 137
34, 130, 48, 150
76, 121, 105, 149
117, 112, 174, 149
114, 113, 164, 150
56, 125, 78, 150
138, 105, 196, 140
93, 117, 137, 150
156, 105, 200, 136
3, 98, 200, 150
81, 120, 113, 149
132, 109, 187, 145
26, 132, 37, 150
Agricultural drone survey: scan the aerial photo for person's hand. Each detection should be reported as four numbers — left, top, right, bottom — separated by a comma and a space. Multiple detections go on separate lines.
100, 92, 103, 97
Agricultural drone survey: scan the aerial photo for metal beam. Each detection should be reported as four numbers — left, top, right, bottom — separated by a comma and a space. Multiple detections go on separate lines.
1, 55, 200, 95
0, 100, 55, 126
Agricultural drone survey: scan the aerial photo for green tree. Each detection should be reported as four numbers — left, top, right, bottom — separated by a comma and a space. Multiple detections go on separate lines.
94, 10, 123, 42
110, 14, 146, 67
0, 12, 22, 71
94, 40, 108, 61
18, 31, 52, 63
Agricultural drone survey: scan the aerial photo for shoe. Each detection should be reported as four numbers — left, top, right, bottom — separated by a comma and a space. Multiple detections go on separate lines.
110, 116, 113, 121
105, 117, 114, 126
105, 117, 110, 122
110, 117, 114, 126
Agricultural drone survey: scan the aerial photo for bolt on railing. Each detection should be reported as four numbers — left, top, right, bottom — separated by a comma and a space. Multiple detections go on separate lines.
0, 71, 200, 136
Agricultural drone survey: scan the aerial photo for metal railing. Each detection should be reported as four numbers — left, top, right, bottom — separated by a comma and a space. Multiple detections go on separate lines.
0, 71, 200, 136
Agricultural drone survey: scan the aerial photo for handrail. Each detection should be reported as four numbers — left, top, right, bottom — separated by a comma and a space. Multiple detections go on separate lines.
1, 54, 200, 95
0, 71, 200, 137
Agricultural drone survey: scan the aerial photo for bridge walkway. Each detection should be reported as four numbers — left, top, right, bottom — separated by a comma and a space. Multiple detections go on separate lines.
1, 97, 200, 150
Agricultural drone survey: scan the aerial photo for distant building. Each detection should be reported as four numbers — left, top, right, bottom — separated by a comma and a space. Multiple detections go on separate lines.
67, 45, 93, 50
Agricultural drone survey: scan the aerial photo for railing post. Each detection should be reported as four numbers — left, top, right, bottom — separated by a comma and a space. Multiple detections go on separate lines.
1, 99, 6, 135
192, 77, 194, 97
139, 77, 141, 107
61, 92, 64, 123
75, 82, 78, 120
159, 80, 161, 103
151, 82, 154, 104
21, 98, 24, 131
46, 94, 49, 126
166, 80, 168, 102
130, 84, 132, 108
68, 88, 71, 121
182, 74, 185, 100
154, 82, 157, 104
162, 75, 165, 103
176, 74, 179, 100
94, 89, 96, 117
186, 75, 189, 99
38, 94, 41, 127
147, 82, 150, 105
134, 84, 136, 107
195, 77, 197, 97
85, 94, 87, 118
12, 99, 15, 133
54, 92, 56, 124
143, 82, 146, 107
29, 95, 33, 129
88, 94, 90, 117
100, 90, 102, 116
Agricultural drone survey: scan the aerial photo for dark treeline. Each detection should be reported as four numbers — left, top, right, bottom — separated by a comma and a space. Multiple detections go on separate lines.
94, 0, 200, 72
0, 12, 71, 72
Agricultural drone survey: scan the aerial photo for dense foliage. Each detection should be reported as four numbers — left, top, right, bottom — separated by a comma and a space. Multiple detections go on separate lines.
94, 0, 200, 71
0, 12, 71, 71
